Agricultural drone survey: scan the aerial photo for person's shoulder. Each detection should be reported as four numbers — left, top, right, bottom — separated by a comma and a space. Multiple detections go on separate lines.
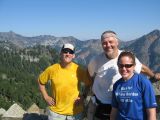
97, 52, 105, 58
89, 52, 105, 63
113, 78, 123, 87
72, 62, 79, 67
136, 73, 151, 85
137, 73, 148, 80
50, 63, 59, 67
47, 63, 59, 70
71, 62, 84, 70
40, 63, 59, 75
72, 62, 87, 74
76, 63, 86, 70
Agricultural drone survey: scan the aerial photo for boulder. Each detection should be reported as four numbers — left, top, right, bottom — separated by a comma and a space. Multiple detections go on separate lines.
2, 103, 26, 118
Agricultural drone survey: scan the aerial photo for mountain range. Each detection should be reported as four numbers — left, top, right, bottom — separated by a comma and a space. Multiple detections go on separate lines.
0, 29, 160, 71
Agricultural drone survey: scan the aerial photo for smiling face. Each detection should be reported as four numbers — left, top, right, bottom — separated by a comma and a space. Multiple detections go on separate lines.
118, 56, 135, 80
60, 48, 75, 66
101, 31, 119, 59
101, 36, 119, 59
117, 52, 136, 80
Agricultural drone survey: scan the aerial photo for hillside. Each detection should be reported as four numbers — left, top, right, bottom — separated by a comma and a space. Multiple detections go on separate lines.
0, 29, 160, 71
0, 29, 160, 111
0, 42, 59, 109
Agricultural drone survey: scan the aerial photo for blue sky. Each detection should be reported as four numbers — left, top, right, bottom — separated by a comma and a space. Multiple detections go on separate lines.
0, 0, 160, 41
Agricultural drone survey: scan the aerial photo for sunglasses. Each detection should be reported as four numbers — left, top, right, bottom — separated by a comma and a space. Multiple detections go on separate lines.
118, 64, 134, 68
62, 49, 74, 54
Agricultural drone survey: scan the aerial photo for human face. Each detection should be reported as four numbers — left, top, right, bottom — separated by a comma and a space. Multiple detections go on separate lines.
101, 36, 119, 59
60, 49, 75, 65
118, 56, 135, 80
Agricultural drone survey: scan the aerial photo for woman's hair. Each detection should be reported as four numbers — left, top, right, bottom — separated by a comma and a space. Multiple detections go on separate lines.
117, 51, 136, 65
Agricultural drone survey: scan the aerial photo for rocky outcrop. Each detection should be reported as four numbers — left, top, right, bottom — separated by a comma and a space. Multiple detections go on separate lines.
27, 103, 40, 114
2, 103, 26, 118
0, 108, 6, 116
1, 103, 47, 120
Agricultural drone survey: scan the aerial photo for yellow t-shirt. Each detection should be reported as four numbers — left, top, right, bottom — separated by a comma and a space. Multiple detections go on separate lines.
39, 62, 90, 115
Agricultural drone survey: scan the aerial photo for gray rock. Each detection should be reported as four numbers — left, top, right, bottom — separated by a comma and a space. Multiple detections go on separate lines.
2, 103, 26, 118
0, 108, 6, 115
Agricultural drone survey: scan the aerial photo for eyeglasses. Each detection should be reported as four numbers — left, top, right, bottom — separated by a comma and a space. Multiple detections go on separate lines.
62, 49, 74, 54
118, 64, 134, 68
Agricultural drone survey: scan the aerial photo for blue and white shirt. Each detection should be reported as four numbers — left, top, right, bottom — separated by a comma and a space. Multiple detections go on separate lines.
112, 73, 157, 120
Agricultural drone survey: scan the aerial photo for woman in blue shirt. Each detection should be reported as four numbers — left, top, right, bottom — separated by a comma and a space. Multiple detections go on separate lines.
110, 51, 157, 120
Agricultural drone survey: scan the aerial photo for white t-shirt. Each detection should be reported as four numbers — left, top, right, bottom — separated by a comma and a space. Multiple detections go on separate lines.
88, 50, 142, 104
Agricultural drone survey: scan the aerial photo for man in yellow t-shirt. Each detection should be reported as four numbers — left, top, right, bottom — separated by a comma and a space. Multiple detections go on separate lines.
38, 43, 91, 120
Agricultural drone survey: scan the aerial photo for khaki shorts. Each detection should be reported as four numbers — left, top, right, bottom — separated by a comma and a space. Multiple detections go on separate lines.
48, 109, 84, 120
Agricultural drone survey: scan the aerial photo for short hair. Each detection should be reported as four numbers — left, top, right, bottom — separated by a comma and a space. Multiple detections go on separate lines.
101, 30, 117, 41
117, 51, 136, 65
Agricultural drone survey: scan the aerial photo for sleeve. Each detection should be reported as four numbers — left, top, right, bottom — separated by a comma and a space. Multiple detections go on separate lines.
38, 67, 51, 85
141, 76, 157, 108
134, 57, 142, 73
112, 83, 118, 108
